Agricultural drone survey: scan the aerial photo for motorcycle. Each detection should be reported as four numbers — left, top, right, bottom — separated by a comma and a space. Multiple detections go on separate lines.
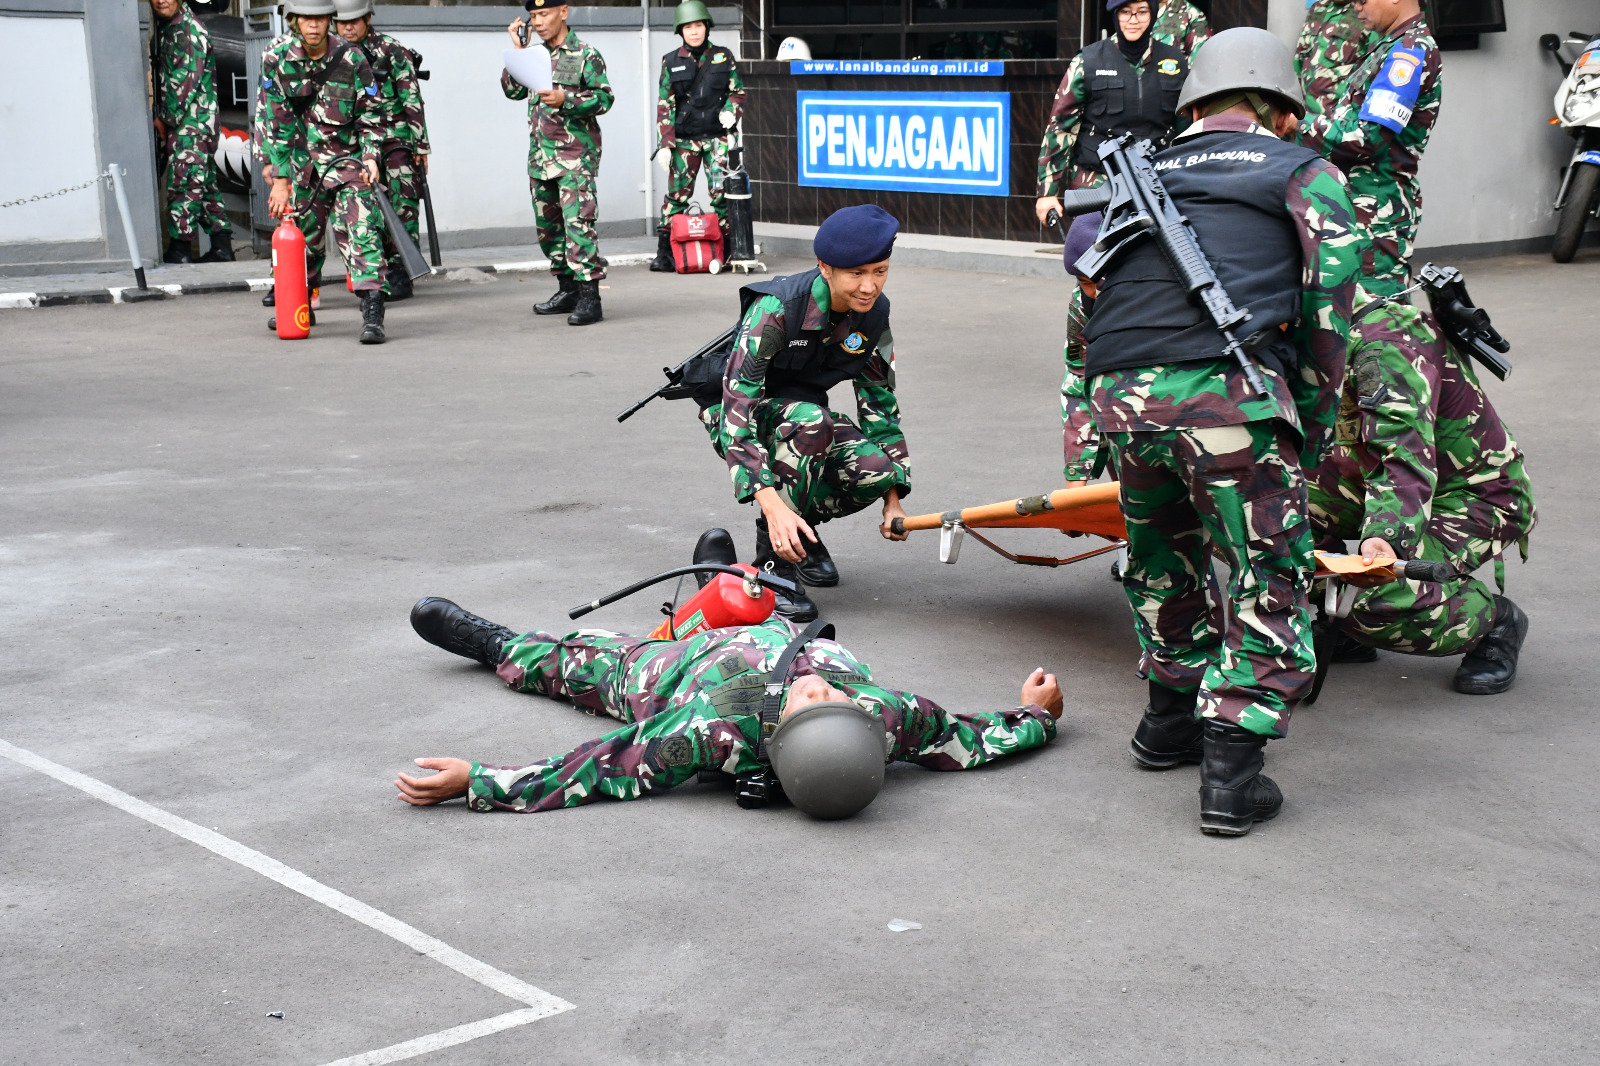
1540, 30, 1600, 261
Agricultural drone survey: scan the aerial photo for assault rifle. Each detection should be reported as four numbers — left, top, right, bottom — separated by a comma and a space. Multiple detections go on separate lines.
1054, 134, 1272, 398
616, 325, 738, 423
1417, 262, 1512, 381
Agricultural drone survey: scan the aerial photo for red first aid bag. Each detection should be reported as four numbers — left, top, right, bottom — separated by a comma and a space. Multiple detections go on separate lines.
670, 203, 725, 274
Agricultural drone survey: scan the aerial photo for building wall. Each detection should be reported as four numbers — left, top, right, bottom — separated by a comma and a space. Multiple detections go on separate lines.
1267, 0, 1595, 255
0, 0, 161, 274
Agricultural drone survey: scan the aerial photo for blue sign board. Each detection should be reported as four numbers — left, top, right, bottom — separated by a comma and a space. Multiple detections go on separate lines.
790, 59, 1004, 76
796, 91, 1011, 198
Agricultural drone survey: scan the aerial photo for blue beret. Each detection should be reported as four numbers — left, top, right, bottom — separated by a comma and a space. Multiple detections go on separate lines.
814, 204, 899, 268
1063, 212, 1101, 277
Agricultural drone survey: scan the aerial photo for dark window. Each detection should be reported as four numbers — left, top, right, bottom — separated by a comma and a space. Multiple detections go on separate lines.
1427, 0, 1506, 36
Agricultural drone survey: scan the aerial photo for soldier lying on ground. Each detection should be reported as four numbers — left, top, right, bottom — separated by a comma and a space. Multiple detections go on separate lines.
1309, 286, 1536, 694
395, 597, 1063, 818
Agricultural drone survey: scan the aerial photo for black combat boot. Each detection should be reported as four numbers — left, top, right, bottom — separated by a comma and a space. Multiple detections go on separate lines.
410, 598, 517, 667
197, 231, 235, 262
754, 517, 817, 623
1332, 630, 1379, 663
1198, 720, 1283, 836
567, 280, 603, 326
1129, 680, 1202, 769
263, 287, 275, 307
163, 240, 194, 264
384, 258, 414, 302
1454, 596, 1529, 695
359, 289, 386, 344
692, 527, 738, 588
534, 275, 578, 315
649, 230, 675, 272
794, 520, 840, 588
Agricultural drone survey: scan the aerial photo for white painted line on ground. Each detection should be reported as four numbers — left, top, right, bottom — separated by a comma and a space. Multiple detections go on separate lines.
247, 277, 274, 291
0, 292, 40, 309
0, 738, 575, 1041
315, 1007, 550, 1066
489, 259, 552, 273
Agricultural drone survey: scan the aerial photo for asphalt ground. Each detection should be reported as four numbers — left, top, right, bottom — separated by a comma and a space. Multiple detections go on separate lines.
1, 254, 1596, 1065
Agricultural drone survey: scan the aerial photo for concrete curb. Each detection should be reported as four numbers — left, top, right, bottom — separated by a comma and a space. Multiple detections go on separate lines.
0, 253, 658, 310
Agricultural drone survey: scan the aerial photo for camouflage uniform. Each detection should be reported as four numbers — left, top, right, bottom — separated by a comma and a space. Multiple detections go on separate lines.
1309, 297, 1536, 655
700, 275, 910, 522
1151, 0, 1212, 58
1295, 0, 1372, 120
1061, 286, 1103, 482
657, 44, 745, 235
1302, 13, 1442, 296
150, 2, 230, 247
354, 29, 429, 248
469, 619, 1056, 812
501, 31, 614, 283
258, 36, 387, 290
1075, 117, 1363, 737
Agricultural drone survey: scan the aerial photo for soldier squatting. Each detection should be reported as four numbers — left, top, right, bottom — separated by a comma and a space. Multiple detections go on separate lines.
140, 2, 1534, 834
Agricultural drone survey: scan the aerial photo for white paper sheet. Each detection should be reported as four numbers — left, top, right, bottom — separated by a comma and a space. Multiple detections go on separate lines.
502, 46, 553, 93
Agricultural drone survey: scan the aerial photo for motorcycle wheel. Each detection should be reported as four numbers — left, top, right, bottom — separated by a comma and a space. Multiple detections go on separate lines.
1552, 162, 1600, 262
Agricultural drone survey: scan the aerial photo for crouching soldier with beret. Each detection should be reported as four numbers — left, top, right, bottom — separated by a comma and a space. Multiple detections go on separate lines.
397, 597, 1063, 817
695, 204, 913, 623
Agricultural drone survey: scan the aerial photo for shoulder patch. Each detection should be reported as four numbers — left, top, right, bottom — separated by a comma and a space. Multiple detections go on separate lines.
1359, 44, 1426, 134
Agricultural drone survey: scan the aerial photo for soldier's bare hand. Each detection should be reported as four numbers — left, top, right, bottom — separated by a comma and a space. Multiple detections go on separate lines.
396, 758, 471, 805
507, 18, 528, 48
1021, 668, 1064, 719
363, 158, 379, 184
1036, 196, 1063, 226
267, 177, 292, 219
879, 490, 908, 542
153, 117, 167, 143
537, 87, 566, 109
756, 487, 814, 563
1359, 536, 1397, 565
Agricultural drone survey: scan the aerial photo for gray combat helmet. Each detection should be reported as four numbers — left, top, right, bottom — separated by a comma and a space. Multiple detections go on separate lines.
332, 0, 374, 20
1175, 26, 1307, 119
282, 0, 338, 17
767, 701, 888, 820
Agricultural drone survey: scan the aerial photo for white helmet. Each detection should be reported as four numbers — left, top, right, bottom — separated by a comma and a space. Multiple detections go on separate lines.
775, 36, 812, 61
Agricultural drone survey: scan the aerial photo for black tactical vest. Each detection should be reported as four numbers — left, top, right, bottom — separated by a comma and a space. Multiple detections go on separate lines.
666, 46, 737, 140
1081, 129, 1319, 378
740, 269, 891, 407
1073, 37, 1188, 171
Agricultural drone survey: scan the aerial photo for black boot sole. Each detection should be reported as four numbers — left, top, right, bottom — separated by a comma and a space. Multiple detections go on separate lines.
1199, 789, 1282, 836
1129, 737, 1203, 770
534, 300, 577, 316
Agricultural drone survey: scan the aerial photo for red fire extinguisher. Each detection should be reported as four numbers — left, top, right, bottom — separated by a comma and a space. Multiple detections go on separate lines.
646, 564, 776, 640
271, 216, 310, 340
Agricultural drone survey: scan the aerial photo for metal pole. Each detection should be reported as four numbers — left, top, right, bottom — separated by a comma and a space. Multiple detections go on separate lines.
641, 0, 655, 237
106, 164, 148, 291
759, 0, 767, 60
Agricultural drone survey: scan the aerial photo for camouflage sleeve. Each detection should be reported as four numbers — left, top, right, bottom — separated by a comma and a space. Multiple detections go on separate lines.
259, 52, 297, 179
391, 45, 429, 154
501, 66, 530, 102
1061, 288, 1100, 481
1037, 56, 1086, 198
656, 59, 676, 148
159, 22, 208, 128
718, 294, 788, 502
852, 326, 909, 473
1286, 158, 1362, 467
351, 53, 383, 163
723, 60, 746, 127
1350, 310, 1439, 555
1309, 40, 1441, 170
1186, 6, 1212, 54
563, 47, 614, 118
466, 699, 759, 812
888, 692, 1057, 770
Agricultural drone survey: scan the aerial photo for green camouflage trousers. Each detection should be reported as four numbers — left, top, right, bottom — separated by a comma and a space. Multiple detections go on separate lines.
658, 136, 732, 233
1309, 455, 1503, 655
164, 157, 230, 244
297, 179, 386, 292
532, 172, 604, 282
1112, 419, 1316, 738
702, 400, 910, 521
380, 145, 422, 246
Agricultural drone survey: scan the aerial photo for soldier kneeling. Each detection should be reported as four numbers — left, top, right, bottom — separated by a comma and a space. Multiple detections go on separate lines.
1309, 279, 1536, 694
